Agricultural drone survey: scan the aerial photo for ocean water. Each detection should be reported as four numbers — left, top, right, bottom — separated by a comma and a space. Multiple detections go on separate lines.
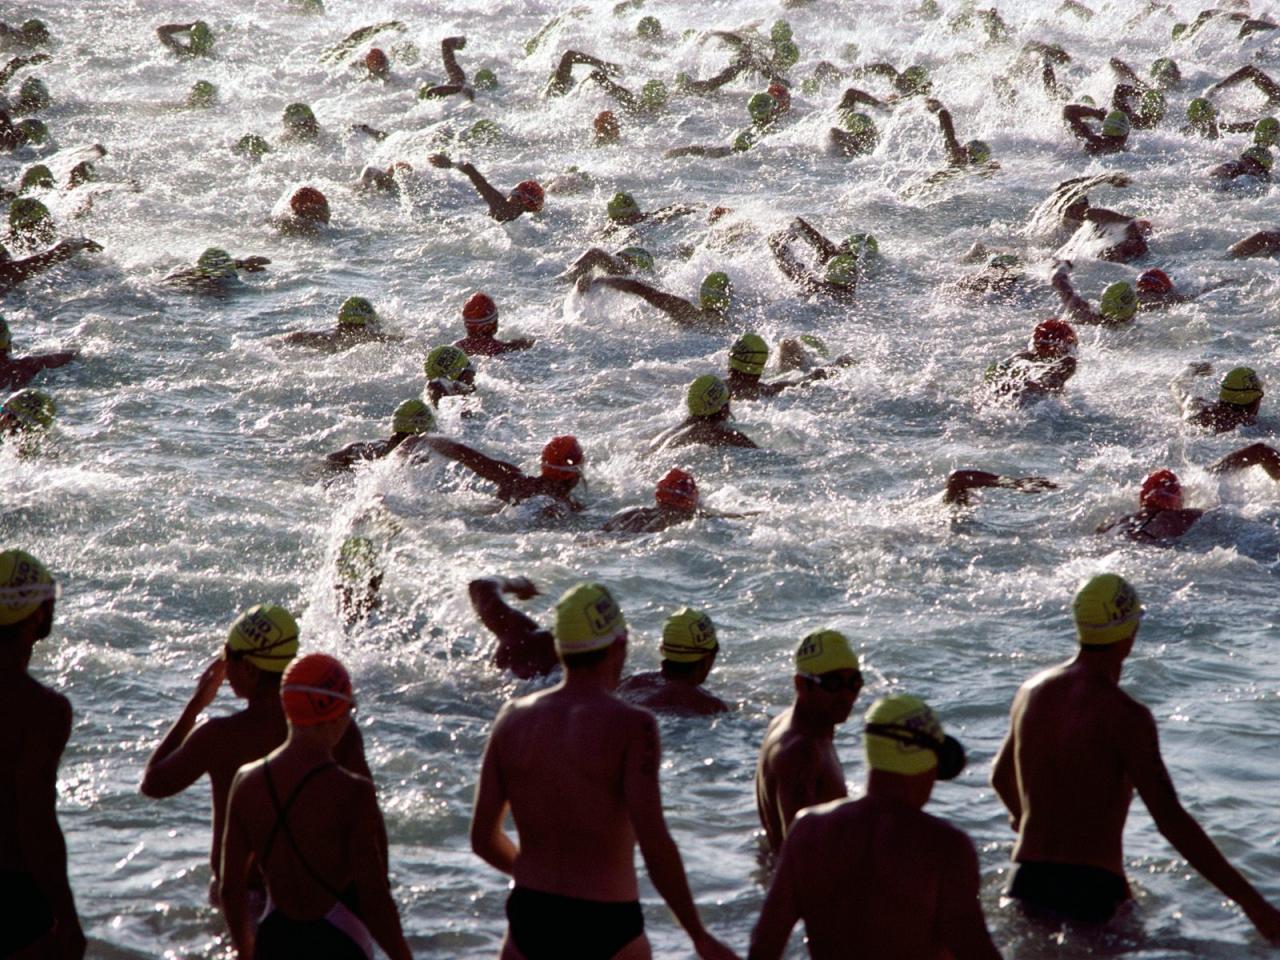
5, 0, 1280, 956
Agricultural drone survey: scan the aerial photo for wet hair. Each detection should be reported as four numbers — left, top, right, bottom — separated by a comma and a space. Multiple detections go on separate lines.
561, 647, 612, 670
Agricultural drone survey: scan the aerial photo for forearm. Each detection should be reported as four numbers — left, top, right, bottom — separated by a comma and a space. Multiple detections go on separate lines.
944, 470, 1000, 503
938, 110, 965, 164
458, 163, 508, 210
472, 826, 518, 874
140, 704, 202, 792
361, 886, 413, 960
442, 44, 465, 85
222, 882, 253, 957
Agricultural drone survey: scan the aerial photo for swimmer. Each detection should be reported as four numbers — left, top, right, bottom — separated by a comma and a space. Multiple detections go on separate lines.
602, 468, 751, 533
428, 153, 543, 222
587, 272, 733, 331
0, 387, 55, 454
725, 335, 830, 401
417, 36, 475, 100
768, 219, 873, 301
982, 318, 1078, 404
1107, 82, 1166, 131
600, 190, 695, 232
1050, 262, 1137, 325
273, 186, 331, 234
545, 49, 621, 97
467, 575, 558, 679
755, 630, 863, 853
0, 550, 86, 959
352, 162, 412, 195
665, 91, 784, 159
751, 694, 999, 960
992, 574, 1280, 937
586, 72, 670, 117
1109, 55, 1182, 94
1181, 97, 1262, 140
361, 48, 390, 81
157, 20, 214, 58
324, 399, 437, 473
470, 582, 738, 960
838, 62, 932, 112
954, 253, 1028, 295
1171, 363, 1263, 433
0, 236, 101, 292
556, 245, 654, 285
423, 345, 477, 408
1135, 268, 1234, 309
652, 375, 759, 451
221, 654, 412, 960
0, 316, 75, 390
420, 433, 587, 511
1205, 65, 1280, 108
163, 247, 270, 290
334, 536, 382, 625
676, 29, 785, 95
923, 97, 998, 176
1062, 103, 1130, 154
0, 18, 50, 49
453, 292, 533, 357
943, 470, 1058, 506
1208, 144, 1272, 183
0, 52, 48, 92
1029, 174, 1148, 262
284, 296, 400, 351
1095, 469, 1204, 542
280, 103, 320, 143
616, 607, 729, 715
827, 108, 879, 157
142, 606, 375, 908
319, 21, 405, 64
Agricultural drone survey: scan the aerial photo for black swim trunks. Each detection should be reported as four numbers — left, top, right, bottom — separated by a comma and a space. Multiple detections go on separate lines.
255, 909, 368, 960
0, 870, 56, 954
506, 886, 644, 960
1007, 860, 1129, 922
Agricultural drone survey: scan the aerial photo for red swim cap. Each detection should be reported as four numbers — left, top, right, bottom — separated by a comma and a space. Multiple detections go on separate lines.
290, 186, 331, 223
655, 468, 699, 511
1134, 218, 1153, 236
1139, 469, 1183, 512
365, 48, 389, 76
1136, 268, 1172, 294
541, 435, 584, 481
766, 82, 792, 112
1030, 318, 1078, 357
510, 180, 544, 213
463, 292, 498, 328
594, 110, 620, 142
281, 654, 354, 727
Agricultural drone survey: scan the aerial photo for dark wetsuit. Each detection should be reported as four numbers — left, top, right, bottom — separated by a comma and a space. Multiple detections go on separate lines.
256, 762, 371, 960
505, 886, 644, 960
1007, 861, 1128, 923
0, 870, 55, 954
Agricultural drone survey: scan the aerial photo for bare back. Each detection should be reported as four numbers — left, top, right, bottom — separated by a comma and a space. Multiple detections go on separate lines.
0, 672, 69, 872
617, 672, 728, 716
755, 707, 847, 852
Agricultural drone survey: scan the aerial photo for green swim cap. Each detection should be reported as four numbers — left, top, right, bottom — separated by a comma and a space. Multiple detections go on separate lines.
772, 39, 799, 71
1, 388, 56, 432
424, 345, 471, 381
1073, 573, 1140, 646
19, 164, 54, 193
840, 110, 877, 143
771, 19, 793, 43
1139, 88, 1166, 125
1099, 281, 1137, 321
8, 197, 52, 234
1077, 94, 1096, 107
337, 296, 377, 328
844, 232, 879, 260
1150, 57, 1181, 89
226, 603, 299, 671
864, 695, 946, 776
964, 138, 992, 164
639, 79, 668, 112
391, 398, 436, 435
748, 92, 778, 126
233, 133, 271, 159
660, 607, 718, 662
0, 550, 56, 626
607, 191, 641, 222
20, 19, 50, 44
1255, 116, 1280, 147
616, 246, 654, 271
555, 581, 626, 656
460, 119, 501, 144
636, 15, 662, 38
899, 65, 930, 95
189, 20, 214, 54
196, 247, 236, 279
729, 333, 769, 375
687, 374, 730, 417
0, 317, 10, 352
473, 67, 498, 90
699, 271, 732, 313
1244, 145, 1274, 171
798, 333, 829, 358
1171, 22, 1187, 40
336, 536, 379, 583
1219, 366, 1264, 405
187, 79, 217, 107
17, 78, 49, 114
283, 102, 317, 133
1187, 97, 1216, 125
16, 118, 49, 145
732, 128, 756, 152
825, 253, 859, 287
1100, 109, 1130, 138
795, 629, 858, 675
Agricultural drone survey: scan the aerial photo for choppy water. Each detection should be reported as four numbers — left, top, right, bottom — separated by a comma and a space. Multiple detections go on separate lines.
5, 0, 1280, 956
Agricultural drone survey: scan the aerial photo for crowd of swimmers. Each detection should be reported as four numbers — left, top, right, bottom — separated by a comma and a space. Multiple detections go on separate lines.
7, 2, 1280, 958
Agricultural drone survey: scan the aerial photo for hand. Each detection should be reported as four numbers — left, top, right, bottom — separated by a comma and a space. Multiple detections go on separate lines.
692, 930, 741, 960
428, 153, 453, 168
924, 97, 944, 112
1050, 258, 1072, 273
503, 576, 539, 600
1006, 476, 1057, 493
237, 256, 270, 272
190, 657, 227, 713
1107, 173, 1131, 187
442, 36, 466, 50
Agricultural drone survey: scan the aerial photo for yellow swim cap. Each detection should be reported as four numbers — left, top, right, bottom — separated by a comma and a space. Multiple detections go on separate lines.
226, 603, 299, 671
794, 629, 858, 675
1073, 573, 1141, 646
660, 607, 718, 662
0, 549, 56, 626
864, 694, 965, 779
554, 582, 626, 655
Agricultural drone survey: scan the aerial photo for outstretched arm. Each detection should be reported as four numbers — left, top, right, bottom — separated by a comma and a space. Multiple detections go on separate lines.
320, 21, 405, 63
1050, 264, 1104, 324
1108, 58, 1146, 89
1228, 230, 1280, 258
593, 276, 703, 326
838, 87, 890, 111
768, 230, 821, 291
789, 217, 840, 259
440, 36, 467, 86
587, 70, 637, 111
1207, 442, 1280, 479
1207, 66, 1280, 105
0, 239, 102, 292
547, 50, 619, 96
558, 247, 629, 284
943, 470, 1056, 506
431, 155, 520, 221
421, 436, 524, 485
156, 22, 194, 53
1062, 104, 1106, 148
1170, 362, 1212, 418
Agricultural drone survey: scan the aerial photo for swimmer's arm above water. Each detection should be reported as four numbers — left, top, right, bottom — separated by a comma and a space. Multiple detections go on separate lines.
1170, 362, 1213, 417
469, 576, 545, 645
420, 436, 524, 485
140, 656, 226, 797
1206, 66, 1280, 106
587, 70, 638, 112
429, 154, 519, 220
590, 276, 704, 327
943, 471, 1056, 506
788, 217, 839, 260
1207, 442, 1280, 479
440, 35, 467, 86
925, 99, 966, 166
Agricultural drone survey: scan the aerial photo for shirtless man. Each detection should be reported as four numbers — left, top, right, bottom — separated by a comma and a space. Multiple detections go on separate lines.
991, 573, 1280, 936
0, 550, 85, 958
422, 434, 586, 512
617, 607, 729, 715
652, 376, 758, 451
220, 654, 411, 960
428, 154, 544, 222
1171, 363, 1263, 433
470, 581, 738, 960
467, 575, 558, 679
755, 630, 863, 853
141, 604, 373, 905
749, 694, 999, 960
1095, 469, 1202, 542
0, 316, 75, 390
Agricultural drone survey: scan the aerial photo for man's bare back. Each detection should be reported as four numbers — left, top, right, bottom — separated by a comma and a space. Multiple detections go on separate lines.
755, 707, 847, 852
617, 672, 728, 716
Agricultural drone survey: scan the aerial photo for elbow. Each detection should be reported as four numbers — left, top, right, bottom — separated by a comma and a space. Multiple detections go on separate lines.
139, 771, 169, 799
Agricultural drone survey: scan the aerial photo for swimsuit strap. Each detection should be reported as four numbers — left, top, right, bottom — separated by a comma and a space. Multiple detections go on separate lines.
261, 760, 346, 902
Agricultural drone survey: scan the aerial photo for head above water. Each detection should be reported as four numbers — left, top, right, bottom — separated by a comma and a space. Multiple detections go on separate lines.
607, 191, 642, 223
864, 694, 966, 780
655, 467, 699, 511
541, 435, 584, 483
424, 345, 472, 382
1, 388, 56, 433
1099, 281, 1137, 321
508, 179, 544, 213
1242, 145, 1273, 172
365, 47, 389, 77
337, 296, 377, 328
462, 292, 498, 331
19, 164, 54, 193
639, 79, 668, 112
1219, 366, 1263, 407
0, 549, 56, 628
686, 374, 730, 418
699, 271, 732, 313
1029, 318, 1077, 358
1073, 573, 1141, 647
661, 607, 717, 662
196, 247, 236, 279
233, 133, 272, 160
729, 333, 769, 376
1100, 109, 1131, 139
616, 246, 654, 272
554, 581, 626, 657
1139, 469, 1183, 512
824, 253, 859, 288
8, 197, 52, 236
282, 102, 318, 137
225, 603, 299, 672
289, 186, 330, 224
186, 79, 217, 107
1135, 268, 1172, 295
964, 139, 992, 164
1255, 116, 1280, 148
1149, 57, 1181, 89
391, 398, 436, 436
188, 20, 214, 55
1186, 97, 1216, 126
747, 92, 780, 127
281, 653, 354, 727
